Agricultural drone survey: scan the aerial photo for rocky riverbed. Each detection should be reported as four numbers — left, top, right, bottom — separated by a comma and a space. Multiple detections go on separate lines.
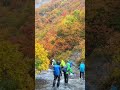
35, 69, 85, 90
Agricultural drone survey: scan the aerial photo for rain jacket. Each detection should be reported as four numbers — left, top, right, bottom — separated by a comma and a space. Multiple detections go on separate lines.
79, 63, 85, 73
66, 62, 73, 74
60, 60, 66, 68
53, 65, 61, 76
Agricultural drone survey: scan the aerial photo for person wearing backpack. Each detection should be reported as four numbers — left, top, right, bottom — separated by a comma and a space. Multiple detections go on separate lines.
53, 61, 62, 88
60, 60, 66, 68
63, 62, 73, 83
60, 60, 67, 82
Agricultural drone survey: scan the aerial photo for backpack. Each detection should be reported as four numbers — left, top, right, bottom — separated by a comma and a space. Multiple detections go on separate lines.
62, 66, 67, 72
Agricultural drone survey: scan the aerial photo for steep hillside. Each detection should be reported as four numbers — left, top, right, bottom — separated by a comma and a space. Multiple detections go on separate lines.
35, 0, 85, 71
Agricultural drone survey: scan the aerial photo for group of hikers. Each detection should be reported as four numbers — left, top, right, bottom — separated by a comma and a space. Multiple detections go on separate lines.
51, 59, 85, 88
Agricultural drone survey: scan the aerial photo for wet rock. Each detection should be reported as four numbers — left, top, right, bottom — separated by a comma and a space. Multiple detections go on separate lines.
35, 69, 85, 90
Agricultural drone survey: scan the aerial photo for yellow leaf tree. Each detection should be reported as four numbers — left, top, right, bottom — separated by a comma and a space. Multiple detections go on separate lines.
35, 42, 50, 72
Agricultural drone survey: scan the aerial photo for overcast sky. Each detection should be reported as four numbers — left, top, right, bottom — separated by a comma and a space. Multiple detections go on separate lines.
35, 0, 42, 4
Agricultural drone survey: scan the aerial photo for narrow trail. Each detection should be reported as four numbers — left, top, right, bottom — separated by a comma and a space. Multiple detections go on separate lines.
35, 67, 85, 90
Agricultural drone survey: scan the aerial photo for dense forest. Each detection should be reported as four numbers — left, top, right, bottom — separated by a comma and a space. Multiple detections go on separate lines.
35, 0, 85, 73
0, 0, 34, 90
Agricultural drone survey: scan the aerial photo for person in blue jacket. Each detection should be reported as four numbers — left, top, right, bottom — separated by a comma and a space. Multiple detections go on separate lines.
53, 61, 62, 88
79, 61, 85, 80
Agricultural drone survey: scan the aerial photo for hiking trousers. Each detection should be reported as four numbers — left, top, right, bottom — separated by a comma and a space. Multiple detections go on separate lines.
63, 71, 69, 83
80, 71, 84, 79
53, 75, 60, 87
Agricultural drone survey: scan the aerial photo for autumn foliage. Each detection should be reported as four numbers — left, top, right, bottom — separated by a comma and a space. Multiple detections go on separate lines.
35, 0, 85, 70
35, 42, 50, 72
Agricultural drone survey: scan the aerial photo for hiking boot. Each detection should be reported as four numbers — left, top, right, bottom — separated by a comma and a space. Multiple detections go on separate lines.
57, 83, 59, 88
52, 84, 55, 87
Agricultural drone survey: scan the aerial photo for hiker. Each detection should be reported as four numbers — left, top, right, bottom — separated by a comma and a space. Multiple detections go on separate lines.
79, 61, 85, 80
52, 59, 56, 66
60, 60, 66, 79
62, 61, 73, 83
67, 60, 74, 75
60, 60, 66, 68
53, 61, 62, 88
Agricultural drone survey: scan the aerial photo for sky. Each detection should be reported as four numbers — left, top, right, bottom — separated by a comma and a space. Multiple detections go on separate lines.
35, 0, 51, 8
